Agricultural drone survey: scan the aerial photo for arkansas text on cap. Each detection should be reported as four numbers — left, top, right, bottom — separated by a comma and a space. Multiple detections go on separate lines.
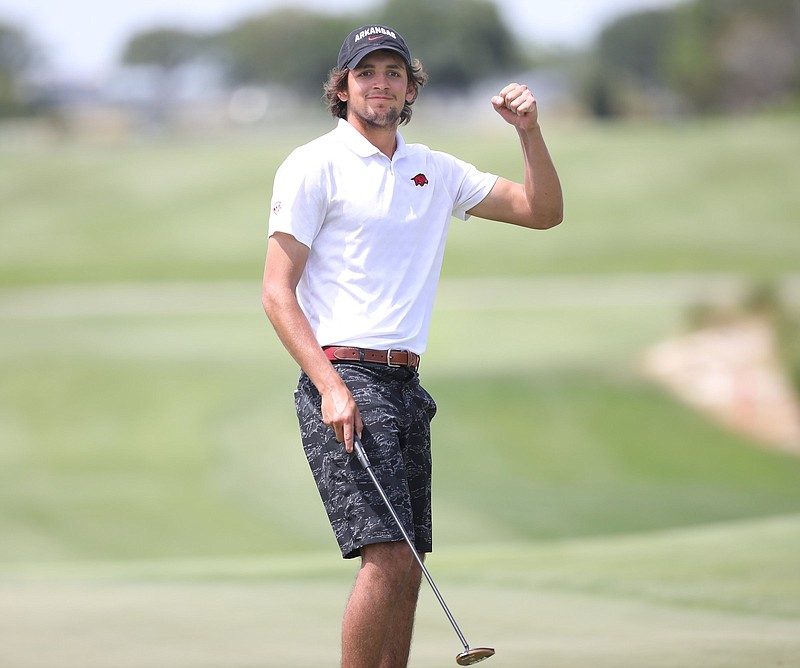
337, 25, 412, 70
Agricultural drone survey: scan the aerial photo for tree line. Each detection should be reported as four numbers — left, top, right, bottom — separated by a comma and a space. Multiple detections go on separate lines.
587, 0, 800, 115
119, 0, 521, 95
1, 0, 799, 119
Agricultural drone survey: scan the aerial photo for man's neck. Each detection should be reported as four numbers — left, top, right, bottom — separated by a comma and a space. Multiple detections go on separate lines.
346, 116, 399, 158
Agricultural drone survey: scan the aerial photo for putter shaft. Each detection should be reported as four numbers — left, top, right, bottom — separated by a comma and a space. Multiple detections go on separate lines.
352, 434, 471, 652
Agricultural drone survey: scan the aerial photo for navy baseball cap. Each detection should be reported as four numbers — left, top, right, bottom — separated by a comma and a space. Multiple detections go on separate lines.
337, 25, 412, 70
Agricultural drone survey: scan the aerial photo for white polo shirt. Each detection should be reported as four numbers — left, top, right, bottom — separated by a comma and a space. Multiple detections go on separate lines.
268, 118, 497, 354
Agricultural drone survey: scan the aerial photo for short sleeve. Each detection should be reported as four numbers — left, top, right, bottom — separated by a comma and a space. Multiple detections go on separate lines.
432, 151, 498, 221
267, 149, 329, 247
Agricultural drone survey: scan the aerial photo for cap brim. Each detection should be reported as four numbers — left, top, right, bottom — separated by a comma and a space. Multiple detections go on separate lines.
344, 44, 410, 70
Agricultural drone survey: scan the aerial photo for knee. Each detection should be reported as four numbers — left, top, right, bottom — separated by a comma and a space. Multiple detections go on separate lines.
361, 541, 420, 584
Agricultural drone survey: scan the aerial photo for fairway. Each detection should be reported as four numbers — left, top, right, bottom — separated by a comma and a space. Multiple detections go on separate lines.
1, 115, 799, 666
2, 516, 798, 668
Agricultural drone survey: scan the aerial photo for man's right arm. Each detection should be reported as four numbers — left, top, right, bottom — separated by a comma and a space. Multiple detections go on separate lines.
262, 231, 362, 452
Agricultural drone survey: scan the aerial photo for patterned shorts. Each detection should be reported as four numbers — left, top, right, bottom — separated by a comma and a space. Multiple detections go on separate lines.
294, 362, 437, 559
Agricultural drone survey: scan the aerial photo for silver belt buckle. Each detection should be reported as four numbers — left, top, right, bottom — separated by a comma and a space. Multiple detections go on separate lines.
386, 349, 403, 367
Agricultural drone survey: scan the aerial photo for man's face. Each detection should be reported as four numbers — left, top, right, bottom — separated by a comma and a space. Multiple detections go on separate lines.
340, 50, 416, 129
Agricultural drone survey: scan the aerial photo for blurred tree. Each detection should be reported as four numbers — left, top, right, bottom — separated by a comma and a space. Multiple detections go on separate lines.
596, 10, 675, 87
217, 1, 523, 91
378, 0, 523, 89
660, 2, 720, 112
665, 0, 800, 112
119, 27, 210, 124
137, 2, 522, 94
586, 0, 800, 116
587, 9, 676, 116
0, 21, 39, 117
581, 65, 624, 118
121, 27, 207, 72
220, 9, 353, 93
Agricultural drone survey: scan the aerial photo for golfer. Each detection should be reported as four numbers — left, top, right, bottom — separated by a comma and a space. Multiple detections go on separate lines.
262, 23, 562, 668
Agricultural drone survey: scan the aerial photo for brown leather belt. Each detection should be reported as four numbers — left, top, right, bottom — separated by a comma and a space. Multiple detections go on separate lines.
323, 346, 420, 370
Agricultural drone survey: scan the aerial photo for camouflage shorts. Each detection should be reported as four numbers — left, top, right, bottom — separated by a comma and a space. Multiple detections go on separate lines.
294, 362, 437, 559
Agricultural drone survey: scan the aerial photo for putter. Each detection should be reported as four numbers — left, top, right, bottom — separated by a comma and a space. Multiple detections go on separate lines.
352, 433, 495, 666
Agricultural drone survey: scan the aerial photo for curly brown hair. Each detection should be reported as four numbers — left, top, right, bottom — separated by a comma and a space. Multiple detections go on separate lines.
323, 58, 428, 126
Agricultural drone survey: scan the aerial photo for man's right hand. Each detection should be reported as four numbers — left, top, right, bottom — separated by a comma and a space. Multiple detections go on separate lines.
321, 381, 363, 453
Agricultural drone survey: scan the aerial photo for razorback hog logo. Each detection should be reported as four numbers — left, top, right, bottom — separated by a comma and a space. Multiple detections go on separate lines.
411, 173, 429, 187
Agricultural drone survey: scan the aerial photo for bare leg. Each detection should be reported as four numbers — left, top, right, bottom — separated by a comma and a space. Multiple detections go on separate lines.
341, 541, 423, 668
379, 553, 422, 668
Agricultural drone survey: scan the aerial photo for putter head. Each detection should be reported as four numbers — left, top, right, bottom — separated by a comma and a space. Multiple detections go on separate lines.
456, 647, 495, 665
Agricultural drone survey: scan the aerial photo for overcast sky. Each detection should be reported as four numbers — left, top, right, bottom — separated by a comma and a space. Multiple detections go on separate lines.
1, 0, 682, 80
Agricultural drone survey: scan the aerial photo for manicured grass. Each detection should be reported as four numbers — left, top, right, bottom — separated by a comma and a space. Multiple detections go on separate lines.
2, 293, 799, 561
1, 116, 799, 285
429, 371, 800, 542
1, 117, 798, 666
433, 116, 800, 278
0, 311, 323, 560
2, 516, 798, 667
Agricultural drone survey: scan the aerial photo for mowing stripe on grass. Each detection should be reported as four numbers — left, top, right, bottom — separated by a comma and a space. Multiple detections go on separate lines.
0, 274, 798, 319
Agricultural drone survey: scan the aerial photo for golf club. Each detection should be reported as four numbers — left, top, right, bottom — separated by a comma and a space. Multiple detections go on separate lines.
352, 433, 495, 666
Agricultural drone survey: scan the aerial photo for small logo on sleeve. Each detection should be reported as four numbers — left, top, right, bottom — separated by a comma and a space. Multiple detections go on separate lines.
272, 202, 282, 215
411, 173, 429, 187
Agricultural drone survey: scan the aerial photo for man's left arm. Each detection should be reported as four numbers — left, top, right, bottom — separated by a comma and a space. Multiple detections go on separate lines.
467, 83, 563, 230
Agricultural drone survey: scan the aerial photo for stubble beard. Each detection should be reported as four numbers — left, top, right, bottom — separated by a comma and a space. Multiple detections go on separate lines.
355, 105, 401, 129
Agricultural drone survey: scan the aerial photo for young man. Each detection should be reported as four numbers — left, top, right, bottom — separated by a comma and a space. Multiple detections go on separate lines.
262, 24, 562, 668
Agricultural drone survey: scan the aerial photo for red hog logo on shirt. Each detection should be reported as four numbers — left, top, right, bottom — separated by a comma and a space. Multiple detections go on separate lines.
411, 173, 429, 187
